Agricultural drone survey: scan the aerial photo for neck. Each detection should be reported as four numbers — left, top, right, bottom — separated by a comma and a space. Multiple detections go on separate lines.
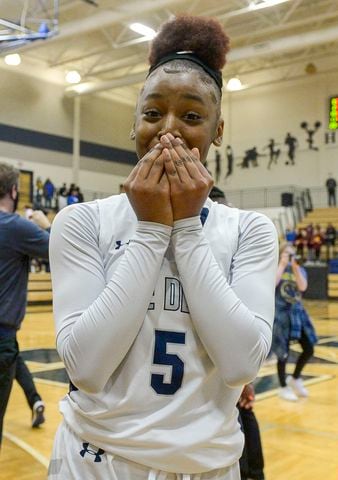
0, 196, 14, 213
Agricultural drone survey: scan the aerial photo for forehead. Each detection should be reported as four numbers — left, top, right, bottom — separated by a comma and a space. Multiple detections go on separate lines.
139, 67, 218, 107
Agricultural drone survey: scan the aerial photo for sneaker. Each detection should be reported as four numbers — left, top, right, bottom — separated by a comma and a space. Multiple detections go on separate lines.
32, 400, 45, 428
278, 386, 298, 401
286, 375, 308, 397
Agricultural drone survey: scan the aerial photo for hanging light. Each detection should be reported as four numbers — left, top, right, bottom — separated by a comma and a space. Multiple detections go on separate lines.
226, 77, 243, 91
129, 23, 156, 39
65, 70, 82, 84
4, 53, 21, 66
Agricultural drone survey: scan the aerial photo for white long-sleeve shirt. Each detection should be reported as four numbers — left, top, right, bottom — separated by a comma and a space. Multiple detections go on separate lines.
49, 194, 278, 474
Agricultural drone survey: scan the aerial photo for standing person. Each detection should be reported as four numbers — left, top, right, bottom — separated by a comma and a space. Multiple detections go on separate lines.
208, 188, 265, 480
43, 178, 55, 209
49, 15, 278, 480
326, 174, 337, 207
238, 384, 265, 480
0, 163, 50, 446
15, 354, 45, 427
272, 243, 317, 401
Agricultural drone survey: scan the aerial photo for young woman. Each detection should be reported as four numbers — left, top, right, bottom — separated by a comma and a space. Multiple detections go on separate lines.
48, 15, 278, 480
272, 243, 317, 401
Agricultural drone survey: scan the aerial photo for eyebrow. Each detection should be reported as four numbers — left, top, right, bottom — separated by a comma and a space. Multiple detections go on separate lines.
144, 92, 206, 105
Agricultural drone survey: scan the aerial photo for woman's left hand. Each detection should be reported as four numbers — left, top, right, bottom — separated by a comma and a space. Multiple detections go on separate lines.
161, 133, 214, 221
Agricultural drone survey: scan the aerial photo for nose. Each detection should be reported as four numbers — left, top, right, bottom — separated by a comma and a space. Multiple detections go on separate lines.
157, 113, 181, 140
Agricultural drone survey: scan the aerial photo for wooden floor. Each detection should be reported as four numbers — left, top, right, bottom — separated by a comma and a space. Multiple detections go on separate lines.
1, 301, 338, 480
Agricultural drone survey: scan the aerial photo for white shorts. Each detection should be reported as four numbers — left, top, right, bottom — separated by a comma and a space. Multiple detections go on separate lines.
48, 421, 240, 480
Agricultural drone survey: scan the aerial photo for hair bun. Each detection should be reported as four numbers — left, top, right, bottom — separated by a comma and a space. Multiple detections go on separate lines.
149, 15, 230, 71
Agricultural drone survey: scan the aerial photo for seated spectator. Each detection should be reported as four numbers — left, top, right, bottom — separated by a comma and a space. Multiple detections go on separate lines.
325, 223, 336, 260
295, 228, 307, 260
285, 226, 296, 244
311, 226, 324, 262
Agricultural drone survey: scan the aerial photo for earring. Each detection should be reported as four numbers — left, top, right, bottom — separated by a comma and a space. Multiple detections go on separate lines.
214, 137, 222, 146
130, 130, 136, 140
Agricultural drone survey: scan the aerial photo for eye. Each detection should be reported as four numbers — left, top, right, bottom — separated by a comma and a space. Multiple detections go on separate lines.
184, 112, 202, 121
143, 109, 161, 119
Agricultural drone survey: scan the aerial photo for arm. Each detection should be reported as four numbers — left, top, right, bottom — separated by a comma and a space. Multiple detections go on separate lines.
50, 203, 171, 394
15, 216, 50, 259
172, 212, 278, 387
290, 260, 307, 292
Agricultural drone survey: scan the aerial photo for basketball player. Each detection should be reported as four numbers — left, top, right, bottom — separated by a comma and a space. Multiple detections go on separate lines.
48, 15, 278, 480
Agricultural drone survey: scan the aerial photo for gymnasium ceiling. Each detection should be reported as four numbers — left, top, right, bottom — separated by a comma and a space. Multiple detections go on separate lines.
1, 0, 338, 106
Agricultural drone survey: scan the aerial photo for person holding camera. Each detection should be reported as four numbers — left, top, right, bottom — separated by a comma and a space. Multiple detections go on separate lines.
272, 243, 317, 401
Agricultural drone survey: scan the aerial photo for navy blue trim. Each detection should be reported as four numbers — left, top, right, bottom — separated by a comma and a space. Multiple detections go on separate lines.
0, 123, 137, 165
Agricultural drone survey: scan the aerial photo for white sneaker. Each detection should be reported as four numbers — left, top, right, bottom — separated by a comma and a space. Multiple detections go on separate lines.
286, 375, 309, 397
278, 386, 298, 401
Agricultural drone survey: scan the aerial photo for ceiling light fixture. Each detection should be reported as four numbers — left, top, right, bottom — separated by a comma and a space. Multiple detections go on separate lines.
65, 70, 82, 84
4, 53, 21, 66
249, 0, 290, 10
226, 77, 243, 91
129, 23, 156, 39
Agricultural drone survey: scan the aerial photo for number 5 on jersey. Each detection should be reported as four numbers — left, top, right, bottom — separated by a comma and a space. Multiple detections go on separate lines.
151, 330, 186, 395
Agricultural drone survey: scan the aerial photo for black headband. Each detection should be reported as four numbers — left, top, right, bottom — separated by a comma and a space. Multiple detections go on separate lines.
148, 52, 223, 92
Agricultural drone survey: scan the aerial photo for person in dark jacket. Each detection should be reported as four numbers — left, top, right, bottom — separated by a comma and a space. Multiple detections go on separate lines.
0, 163, 50, 446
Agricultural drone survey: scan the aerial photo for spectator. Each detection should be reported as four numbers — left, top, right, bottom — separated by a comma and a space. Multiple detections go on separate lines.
325, 222, 336, 260
43, 178, 55, 209
326, 174, 337, 207
272, 243, 317, 401
75, 186, 84, 203
0, 162, 50, 445
57, 183, 68, 211
35, 177, 44, 209
312, 226, 324, 262
285, 226, 296, 244
67, 188, 79, 206
238, 384, 265, 480
295, 228, 307, 260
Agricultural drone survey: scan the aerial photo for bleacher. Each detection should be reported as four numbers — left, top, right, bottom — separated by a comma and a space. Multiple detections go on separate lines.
27, 272, 53, 313
297, 207, 338, 299
297, 207, 338, 230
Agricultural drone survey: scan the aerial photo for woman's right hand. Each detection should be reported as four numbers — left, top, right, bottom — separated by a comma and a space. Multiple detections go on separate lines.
124, 144, 174, 226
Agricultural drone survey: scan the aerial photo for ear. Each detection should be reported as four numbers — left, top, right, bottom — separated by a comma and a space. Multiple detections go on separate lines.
213, 118, 224, 147
11, 184, 18, 199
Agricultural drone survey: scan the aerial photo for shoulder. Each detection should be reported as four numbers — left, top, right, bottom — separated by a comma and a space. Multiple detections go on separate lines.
237, 209, 278, 249
239, 209, 277, 234
51, 200, 100, 238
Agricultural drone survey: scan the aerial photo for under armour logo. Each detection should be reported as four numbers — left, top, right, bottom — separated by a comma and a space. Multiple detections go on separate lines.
79, 443, 105, 462
115, 240, 130, 250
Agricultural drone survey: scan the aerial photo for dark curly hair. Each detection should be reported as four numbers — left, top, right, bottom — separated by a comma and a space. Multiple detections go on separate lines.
149, 15, 230, 71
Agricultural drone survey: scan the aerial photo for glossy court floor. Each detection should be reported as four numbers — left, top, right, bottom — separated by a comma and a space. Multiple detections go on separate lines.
1, 300, 337, 480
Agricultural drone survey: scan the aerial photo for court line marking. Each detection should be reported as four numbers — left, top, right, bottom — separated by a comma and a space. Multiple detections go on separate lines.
3, 431, 49, 468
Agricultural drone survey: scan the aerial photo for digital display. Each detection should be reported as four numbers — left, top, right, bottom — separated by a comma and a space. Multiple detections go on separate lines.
329, 96, 338, 130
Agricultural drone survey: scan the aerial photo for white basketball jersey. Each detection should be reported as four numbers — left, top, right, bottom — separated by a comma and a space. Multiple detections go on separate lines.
52, 194, 276, 473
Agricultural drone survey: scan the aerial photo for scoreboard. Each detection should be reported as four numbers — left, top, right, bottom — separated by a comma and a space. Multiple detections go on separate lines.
329, 96, 338, 130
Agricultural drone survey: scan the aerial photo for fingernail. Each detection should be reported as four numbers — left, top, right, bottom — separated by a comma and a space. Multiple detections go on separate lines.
172, 137, 183, 146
